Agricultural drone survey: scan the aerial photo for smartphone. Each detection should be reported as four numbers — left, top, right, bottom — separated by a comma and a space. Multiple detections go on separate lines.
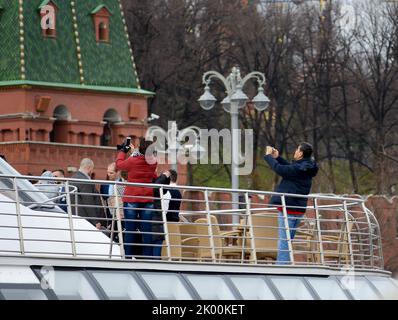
126, 137, 131, 146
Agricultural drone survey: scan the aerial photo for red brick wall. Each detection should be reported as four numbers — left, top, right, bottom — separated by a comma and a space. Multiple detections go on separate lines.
365, 196, 398, 276
0, 142, 188, 185
0, 88, 148, 146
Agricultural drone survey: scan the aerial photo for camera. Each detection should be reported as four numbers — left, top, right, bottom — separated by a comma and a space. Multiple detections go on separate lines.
116, 137, 132, 152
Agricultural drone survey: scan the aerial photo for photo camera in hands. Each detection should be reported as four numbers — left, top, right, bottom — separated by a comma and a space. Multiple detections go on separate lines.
116, 136, 132, 153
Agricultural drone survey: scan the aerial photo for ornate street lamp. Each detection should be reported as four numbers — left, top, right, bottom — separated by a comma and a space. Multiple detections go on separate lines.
198, 66, 270, 223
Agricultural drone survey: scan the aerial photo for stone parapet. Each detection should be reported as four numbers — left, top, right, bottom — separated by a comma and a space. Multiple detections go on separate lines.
0, 142, 187, 185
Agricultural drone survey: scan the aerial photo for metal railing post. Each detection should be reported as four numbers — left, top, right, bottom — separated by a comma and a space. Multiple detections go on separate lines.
74, 192, 78, 216
108, 185, 115, 259
245, 192, 257, 264
343, 200, 354, 267
313, 199, 325, 265
361, 202, 374, 268
204, 190, 216, 262
113, 183, 125, 259
13, 177, 25, 255
65, 181, 77, 257
364, 206, 384, 269
160, 186, 170, 260
281, 195, 294, 264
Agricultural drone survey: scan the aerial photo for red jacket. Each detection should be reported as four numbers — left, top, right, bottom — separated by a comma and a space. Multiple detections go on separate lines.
116, 152, 157, 203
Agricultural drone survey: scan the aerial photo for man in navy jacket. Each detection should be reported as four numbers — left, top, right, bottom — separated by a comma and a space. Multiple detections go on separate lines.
264, 142, 318, 264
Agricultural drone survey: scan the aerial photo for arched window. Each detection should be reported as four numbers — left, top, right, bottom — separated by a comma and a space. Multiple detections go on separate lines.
101, 109, 120, 146
77, 133, 85, 145
99, 22, 109, 42
51, 105, 71, 143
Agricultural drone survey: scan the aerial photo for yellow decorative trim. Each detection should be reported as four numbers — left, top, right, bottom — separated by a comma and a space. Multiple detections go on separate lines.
118, 0, 141, 89
19, 0, 25, 80
70, 0, 84, 85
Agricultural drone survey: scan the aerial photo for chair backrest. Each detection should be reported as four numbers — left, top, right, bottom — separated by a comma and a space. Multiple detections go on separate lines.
179, 223, 198, 241
161, 223, 182, 260
337, 220, 355, 253
249, 213, 279, 259
194, 215, 222, 259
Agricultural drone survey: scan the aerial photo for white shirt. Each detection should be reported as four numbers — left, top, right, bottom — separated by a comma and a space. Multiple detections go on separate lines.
162, 191, 171, 211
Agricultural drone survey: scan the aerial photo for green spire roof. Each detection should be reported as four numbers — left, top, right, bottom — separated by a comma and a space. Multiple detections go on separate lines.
38, 0, 58, 9
91, 4, 112, 15
0, 0, 152, 95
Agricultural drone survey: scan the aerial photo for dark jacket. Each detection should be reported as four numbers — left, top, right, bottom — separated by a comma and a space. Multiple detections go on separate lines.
166, 188, 182, 222
264, 155, 319, 213
152, 174, 171, 242
70, 171, 107, 226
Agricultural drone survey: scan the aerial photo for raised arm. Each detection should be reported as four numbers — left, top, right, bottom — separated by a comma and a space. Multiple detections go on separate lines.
276, 156, 290, 165
264, 155, 299, 178
115, 152, 130, 171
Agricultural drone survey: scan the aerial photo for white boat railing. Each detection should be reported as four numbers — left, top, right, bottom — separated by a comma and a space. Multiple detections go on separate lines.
0, 174, 384, 270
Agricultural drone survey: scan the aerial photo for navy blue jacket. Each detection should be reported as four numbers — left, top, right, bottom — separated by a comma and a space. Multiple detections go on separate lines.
264, 155, 318, 213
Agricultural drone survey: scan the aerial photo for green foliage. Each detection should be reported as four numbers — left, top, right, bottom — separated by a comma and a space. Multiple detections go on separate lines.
192, 157, 379, 195
313, 160, 377, 195
191, 156, 277, 191
191, 163, 231, 188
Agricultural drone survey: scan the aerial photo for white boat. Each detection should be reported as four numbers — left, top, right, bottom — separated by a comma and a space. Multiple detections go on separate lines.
0, 157, 397, 300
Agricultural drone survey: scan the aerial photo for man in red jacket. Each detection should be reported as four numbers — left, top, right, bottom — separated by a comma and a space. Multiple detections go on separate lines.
116, 138, 157, 258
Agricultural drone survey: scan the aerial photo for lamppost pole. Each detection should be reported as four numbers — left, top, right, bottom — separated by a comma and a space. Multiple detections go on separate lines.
198, 66, 270, 224
168, 121, 179, 171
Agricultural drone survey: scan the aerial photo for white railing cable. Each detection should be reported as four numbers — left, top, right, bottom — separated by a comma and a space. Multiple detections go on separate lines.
245, 192, 257, 264
204, 190, 216, 262
281, 195, 295, 264
343, 200, 355, 266
13, 177, 25, 255
313, 198, 325, 265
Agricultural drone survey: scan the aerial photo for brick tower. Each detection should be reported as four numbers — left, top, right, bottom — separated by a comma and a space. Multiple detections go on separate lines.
0, 0, 153, 178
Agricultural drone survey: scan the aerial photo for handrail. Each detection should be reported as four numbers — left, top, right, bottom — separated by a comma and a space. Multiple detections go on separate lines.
0, 173, 384, 270
0, 173, 367, 202
27, 184, 77, 209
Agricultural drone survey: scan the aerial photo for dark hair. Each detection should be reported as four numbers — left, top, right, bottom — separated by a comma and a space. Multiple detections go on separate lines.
129, 135, 138, 145
52, 169, 65, 176
299, 142, 313, 158
138, 137, 153, 155
169, 169, 178, 183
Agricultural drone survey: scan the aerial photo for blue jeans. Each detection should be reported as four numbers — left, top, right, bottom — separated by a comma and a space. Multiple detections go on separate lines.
277, 212, 302, 264
123, 202, 154, 258
152, 239, 163, 258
